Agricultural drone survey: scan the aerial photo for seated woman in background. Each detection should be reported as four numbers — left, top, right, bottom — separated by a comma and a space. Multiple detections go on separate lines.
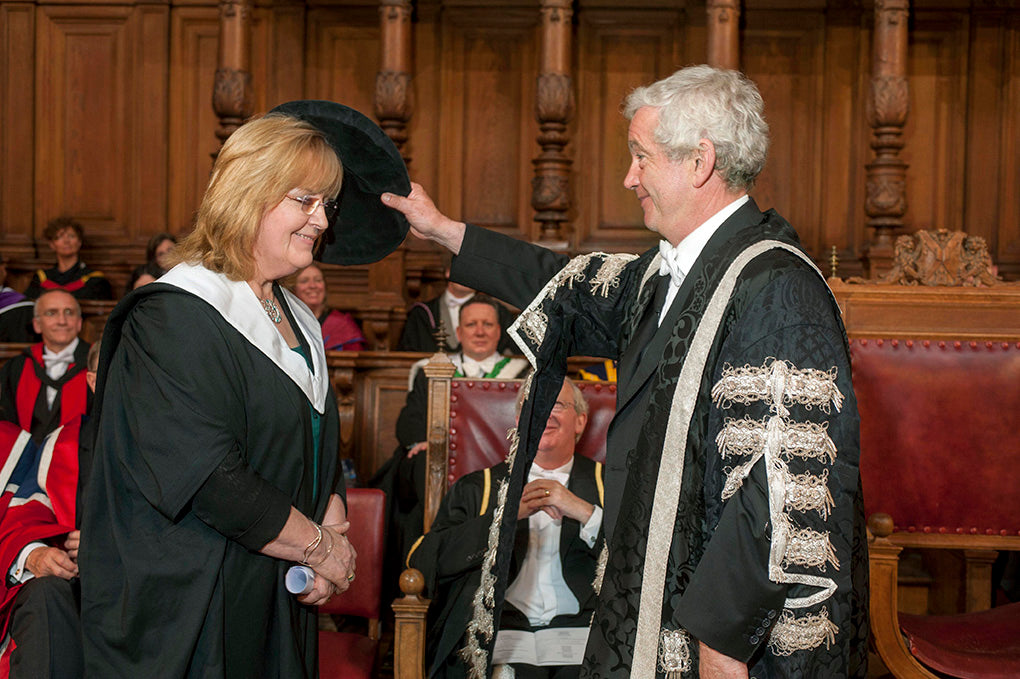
292, 263, 366, 351
24, 217, 113, 300
127, 232, 177, 291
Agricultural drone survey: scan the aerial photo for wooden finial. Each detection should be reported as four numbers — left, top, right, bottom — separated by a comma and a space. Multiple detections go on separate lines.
433, 319, 449, 353
830, 245, 839, 279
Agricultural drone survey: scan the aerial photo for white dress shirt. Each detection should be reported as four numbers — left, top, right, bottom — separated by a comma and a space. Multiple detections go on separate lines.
657, 194, 749, 325
503, 459, 603, 627
42, 337, 80, 408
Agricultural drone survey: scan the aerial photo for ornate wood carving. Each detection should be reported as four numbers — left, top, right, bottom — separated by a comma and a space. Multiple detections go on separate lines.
863, 0, 910, 277
848, 229, 1010, 287
532, 1, 575, 248
706, 0, 740, 69
376, 0, 413, 163
213, 0, 253, 151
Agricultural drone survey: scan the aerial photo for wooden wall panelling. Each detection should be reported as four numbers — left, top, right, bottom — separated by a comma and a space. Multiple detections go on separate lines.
819, 5, 869, 279
742, 9, 826, 261
347, 351, 427, 483
250, 1, 305, 112
403, 2, 441, 200
1, 3, 36, 254
965, 10, 1020, 280
169, 4, 220, 235
34, 3, 170, 259
437, 8, 538, 239
573, 8, 685, 254
305, 6, 378, 112
1000, 13, 1020, 280
902, 11, 969, 234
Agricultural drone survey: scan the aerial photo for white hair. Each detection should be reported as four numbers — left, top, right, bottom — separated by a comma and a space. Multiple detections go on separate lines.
624, 65, 769, 191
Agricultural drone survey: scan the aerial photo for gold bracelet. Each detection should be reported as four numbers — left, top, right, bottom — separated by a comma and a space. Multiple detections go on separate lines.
309, 529, 335, 567
300, 523, 323, 566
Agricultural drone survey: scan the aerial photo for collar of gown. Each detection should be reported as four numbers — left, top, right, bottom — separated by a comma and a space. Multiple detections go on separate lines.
160, 263, 329, 414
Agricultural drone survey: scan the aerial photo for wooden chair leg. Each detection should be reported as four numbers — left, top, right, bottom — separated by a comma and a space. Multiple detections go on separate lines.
963, 549, 998, 613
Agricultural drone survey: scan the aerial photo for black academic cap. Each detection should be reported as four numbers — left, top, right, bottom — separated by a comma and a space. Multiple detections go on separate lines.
269, 100, 411, 266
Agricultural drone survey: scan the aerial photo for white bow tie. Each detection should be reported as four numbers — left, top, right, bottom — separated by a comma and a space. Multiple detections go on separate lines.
658, 241, 686, 287
530, 468, 569, 486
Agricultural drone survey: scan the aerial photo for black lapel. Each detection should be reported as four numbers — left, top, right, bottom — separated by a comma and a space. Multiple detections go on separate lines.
615, 199, 766, 415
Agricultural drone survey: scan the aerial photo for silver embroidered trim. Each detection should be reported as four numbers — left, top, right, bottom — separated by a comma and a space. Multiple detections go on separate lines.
711, 359, 843, 416
779, 519, 840, 572
716, 417, 836, 464
588, 254, 634, 297
657, 628, 691, 677
785, 469, 833, 519
711, 354, 846, 616
768, 608, 839, 656
507, 253, 636, 368
460, 428, 520, 678
592, 541, 608, 594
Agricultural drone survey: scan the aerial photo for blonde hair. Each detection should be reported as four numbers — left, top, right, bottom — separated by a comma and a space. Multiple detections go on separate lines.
172, 113, 344, 281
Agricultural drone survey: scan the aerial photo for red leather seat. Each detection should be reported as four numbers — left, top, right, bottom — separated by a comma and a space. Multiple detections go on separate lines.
319, 487, 387, 679
899, 606, 1020, 679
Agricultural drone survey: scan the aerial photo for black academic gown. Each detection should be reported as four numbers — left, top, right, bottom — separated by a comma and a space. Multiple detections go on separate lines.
409, 457, 603, 679
449, 200, 868, 678
79, 277, 342, 679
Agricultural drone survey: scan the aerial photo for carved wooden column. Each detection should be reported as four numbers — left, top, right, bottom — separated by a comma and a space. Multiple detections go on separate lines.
213, 0, 254, 151
863, 0, 910, 277
706, 0, 740, 69
376, 0, 413, 163
531, 0, 574, 249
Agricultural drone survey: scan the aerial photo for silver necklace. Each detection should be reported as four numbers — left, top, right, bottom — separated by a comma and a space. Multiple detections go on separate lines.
261, 297, 282, 323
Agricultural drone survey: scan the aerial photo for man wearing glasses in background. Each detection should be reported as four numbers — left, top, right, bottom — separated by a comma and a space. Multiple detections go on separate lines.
0, 289, 91, 441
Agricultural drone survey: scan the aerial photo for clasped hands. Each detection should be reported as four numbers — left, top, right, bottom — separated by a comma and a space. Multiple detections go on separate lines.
297, 522, 357, 607
517, 479, 594, 524
25, 530, 80, 580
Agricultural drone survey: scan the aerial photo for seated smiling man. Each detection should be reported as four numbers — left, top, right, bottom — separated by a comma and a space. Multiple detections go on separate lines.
408, 378, 604, 679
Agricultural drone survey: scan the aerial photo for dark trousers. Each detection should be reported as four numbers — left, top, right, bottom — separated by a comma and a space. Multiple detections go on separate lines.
9, 576, 83, 679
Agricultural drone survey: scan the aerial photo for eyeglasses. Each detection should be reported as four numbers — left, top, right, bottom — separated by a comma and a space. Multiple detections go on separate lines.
38, 308, 80, 319
286, 195, 339, 222
551, 400, 576, 413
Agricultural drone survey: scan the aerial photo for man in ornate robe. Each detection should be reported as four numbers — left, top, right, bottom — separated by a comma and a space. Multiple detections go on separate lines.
383, 65, 868, 679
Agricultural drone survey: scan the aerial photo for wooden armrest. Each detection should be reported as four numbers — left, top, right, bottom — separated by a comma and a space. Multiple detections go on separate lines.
867, 513, 940, 679
392, 568, 430, 679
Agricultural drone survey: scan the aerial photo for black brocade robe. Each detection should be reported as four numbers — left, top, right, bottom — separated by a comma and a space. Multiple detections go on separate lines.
450, 199, 868, 678
79, 273, 342, 678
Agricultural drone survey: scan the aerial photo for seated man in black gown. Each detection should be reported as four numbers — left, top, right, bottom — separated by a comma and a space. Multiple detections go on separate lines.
408, 378, 603, 679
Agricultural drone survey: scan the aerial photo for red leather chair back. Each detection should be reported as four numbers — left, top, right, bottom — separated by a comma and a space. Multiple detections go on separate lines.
447, 379, 615, 485
320, 487, 386, 618
851, 339, 1020, 534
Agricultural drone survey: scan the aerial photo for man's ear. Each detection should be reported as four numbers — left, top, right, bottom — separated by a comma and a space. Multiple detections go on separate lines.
692, 138, 717, 188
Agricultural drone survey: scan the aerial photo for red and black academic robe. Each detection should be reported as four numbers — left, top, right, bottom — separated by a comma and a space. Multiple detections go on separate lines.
0, 420, 81, 642
23, 261, 113, 301
0, 342, 90, 443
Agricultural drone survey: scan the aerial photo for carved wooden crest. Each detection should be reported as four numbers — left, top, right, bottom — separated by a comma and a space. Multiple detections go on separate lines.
850, 229, 1008, 287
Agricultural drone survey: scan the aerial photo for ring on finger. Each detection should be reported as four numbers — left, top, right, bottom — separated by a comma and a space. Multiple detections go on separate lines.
544, 489, 550, 497
347, 573, 356, 582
